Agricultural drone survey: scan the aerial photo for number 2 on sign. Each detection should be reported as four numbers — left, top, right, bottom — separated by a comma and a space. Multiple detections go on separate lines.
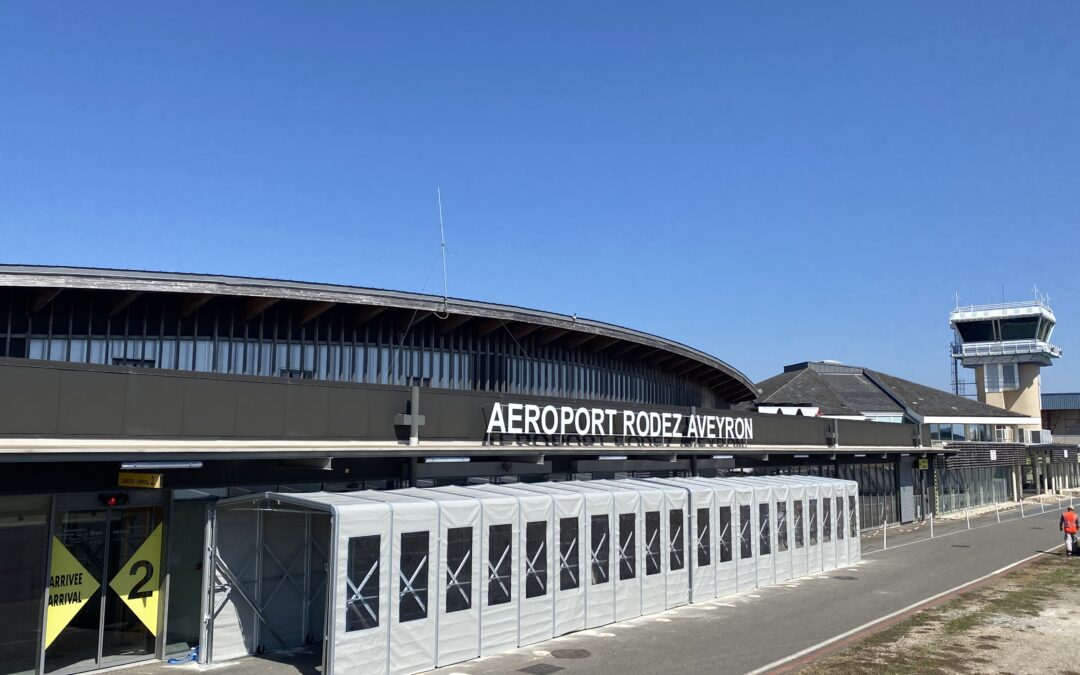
128, 560, 154, 600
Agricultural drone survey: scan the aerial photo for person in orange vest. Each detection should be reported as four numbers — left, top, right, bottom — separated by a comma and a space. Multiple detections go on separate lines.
1061, 506, 1079, 556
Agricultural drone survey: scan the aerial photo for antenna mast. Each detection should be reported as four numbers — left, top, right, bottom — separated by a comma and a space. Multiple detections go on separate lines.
437, 187, 449, 315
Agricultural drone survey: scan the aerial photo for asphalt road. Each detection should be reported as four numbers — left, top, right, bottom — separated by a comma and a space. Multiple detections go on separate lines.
432, 508, 1069, 675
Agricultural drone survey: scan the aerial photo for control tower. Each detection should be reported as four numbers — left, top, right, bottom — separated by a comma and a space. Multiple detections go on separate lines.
949, 299, 1061, 423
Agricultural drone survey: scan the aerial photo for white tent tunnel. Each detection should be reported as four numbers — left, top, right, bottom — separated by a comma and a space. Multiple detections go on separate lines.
205, 477, 860, 674
208, 494, 333, 664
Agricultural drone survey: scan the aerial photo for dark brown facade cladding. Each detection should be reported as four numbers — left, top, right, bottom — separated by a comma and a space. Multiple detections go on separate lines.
942, 443, 1028, 469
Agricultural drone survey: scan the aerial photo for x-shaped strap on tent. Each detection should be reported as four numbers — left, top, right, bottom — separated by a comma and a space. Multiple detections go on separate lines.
741, 520, 751, 547
645, 527, 659, 565
559, 537, 578, 586
261, 543, 305, 612
589, 532, 607, 581
757, 517, 768, 541
617, 530, 634, 575
346, 560, 380, 624
399, 555, 428, 614
487, 545, 511, 599
525, 542, 546, 592
446, 550, 472, 604
669, 525, 682, 568
696, 520, 709, 556
718, 521, 730, 555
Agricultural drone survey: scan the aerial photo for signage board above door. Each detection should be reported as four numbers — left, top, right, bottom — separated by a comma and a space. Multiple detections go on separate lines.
118, 472, 163, 489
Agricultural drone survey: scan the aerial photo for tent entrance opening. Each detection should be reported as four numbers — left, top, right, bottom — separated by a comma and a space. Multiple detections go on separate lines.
208, 500, 330, 669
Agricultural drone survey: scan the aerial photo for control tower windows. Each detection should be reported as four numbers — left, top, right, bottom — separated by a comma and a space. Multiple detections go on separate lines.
956, 321, 994, 343
999, 317, 1039, 341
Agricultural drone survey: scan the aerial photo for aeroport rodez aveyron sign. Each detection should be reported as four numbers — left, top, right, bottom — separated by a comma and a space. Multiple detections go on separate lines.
484, 402, 753, 446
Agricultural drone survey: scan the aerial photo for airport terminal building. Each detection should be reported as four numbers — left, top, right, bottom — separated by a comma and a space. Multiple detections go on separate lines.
0, 265, 1055, 674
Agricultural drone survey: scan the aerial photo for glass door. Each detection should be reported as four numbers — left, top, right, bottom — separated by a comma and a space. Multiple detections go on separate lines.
44, 498, 164, 675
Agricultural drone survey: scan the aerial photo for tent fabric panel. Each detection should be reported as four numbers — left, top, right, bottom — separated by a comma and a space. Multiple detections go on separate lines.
516, 494, 555, 645
469, 485, 555, 647
479, 494, 520, 655
814, 481, 838, 571
578, 484, 641, 622
643, 478, 715, 604
741, 479, 790, 584
352, 493, 439, 675
431, 487, 519, 657
661, 488, 690, 609
259, 510, 309, 651
306, 514, 330, 655
674, 477, 738, 598
332, 500, 391, 675
394, 489, 482, 667
747, 484, 776, 587
599, 481, 664, 615
506, 484, 586, 637
704, 479, 757, 592
211, 507, 259, 662
548, 483, 615, 629
550, 495, 586, 635
683, 484, 716, 603
771, 483, 794, 582
773, 480, 808, 579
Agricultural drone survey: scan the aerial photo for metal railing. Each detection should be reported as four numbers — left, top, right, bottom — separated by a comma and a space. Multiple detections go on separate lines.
862, 491, 1077, 555
951, 340, 1061, 358
951, 300, 1053, 314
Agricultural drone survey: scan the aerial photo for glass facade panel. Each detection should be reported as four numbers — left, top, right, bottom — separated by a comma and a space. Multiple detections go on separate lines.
0, 496, 48, 675
1, 291, 722, 408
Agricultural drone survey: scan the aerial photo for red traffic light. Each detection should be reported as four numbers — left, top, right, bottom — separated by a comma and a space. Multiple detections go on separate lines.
98, 493, 129, 508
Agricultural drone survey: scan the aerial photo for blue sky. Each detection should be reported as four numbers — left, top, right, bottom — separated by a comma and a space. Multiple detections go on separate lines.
2, 2, 1078, 392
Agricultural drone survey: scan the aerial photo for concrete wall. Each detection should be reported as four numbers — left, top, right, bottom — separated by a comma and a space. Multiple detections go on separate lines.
974, 363, 1043, 425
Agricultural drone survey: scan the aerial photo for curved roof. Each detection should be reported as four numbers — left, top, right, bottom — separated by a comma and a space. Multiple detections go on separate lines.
0, 264, 757, 403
